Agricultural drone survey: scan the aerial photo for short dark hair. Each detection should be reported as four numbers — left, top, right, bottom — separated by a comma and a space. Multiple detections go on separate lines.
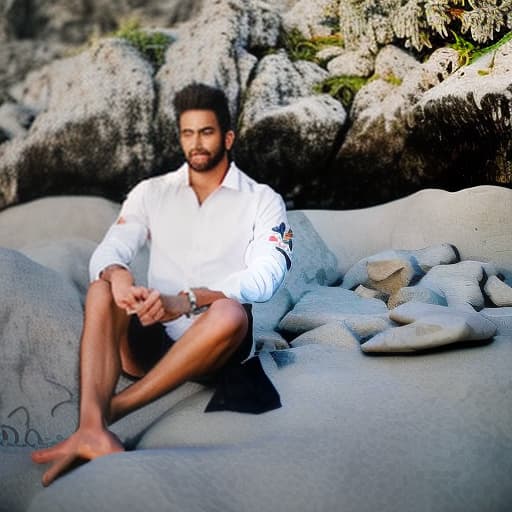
173, 83, 232, 134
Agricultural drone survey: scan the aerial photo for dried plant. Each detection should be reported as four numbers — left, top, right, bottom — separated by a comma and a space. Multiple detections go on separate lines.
336, 0, 512, 52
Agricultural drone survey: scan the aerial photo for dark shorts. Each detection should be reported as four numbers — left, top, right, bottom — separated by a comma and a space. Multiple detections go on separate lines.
125, 303, 253, 384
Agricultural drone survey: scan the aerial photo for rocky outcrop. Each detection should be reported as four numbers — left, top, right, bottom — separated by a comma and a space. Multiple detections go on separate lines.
154, 0, 282, 170
331, 46, 462, 207
407, 39, 512, 187
0, 1, 511, 211
235, 51, 346, 203
0, 38, 156, 208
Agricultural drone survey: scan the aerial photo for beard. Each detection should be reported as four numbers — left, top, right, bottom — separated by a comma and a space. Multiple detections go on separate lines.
186, 144, 227, 172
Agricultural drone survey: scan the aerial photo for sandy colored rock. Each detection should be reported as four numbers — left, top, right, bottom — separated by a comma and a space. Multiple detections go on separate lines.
341, 244, 457, 292
362, 302, 496, 353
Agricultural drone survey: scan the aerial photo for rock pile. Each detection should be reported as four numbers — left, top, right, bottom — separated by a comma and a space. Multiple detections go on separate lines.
0, 1, 511, 210
280, 244, 512, 353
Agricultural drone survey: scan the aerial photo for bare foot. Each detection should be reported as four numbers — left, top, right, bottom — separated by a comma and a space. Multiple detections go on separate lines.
32, 427, 124, 486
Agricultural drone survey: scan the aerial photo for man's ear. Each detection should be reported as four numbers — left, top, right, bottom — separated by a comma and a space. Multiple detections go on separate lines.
225, 130, 235, 150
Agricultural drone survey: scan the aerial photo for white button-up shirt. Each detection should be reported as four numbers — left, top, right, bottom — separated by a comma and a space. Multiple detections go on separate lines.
89, 162, 292, 340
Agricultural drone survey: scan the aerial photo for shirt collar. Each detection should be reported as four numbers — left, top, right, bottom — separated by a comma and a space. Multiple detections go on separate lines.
176, 161, 241, 191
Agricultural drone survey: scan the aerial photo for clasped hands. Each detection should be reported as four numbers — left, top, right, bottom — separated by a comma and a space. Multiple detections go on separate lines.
105, 269, 189, 325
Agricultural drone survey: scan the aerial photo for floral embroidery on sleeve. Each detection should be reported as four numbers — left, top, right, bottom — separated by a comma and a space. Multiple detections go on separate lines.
269, 222, 293, 270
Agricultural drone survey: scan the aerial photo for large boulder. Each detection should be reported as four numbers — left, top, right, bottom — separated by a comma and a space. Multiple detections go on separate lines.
235, 50, 346, 205
0, 248, 82, 448
0, 38, 156, 209
407, 39, 512, 188
22, 342, 512, 512
332, 46, 460, 208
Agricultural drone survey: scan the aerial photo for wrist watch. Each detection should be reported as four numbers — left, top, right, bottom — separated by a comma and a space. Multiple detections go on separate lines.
184, 288, 198, 317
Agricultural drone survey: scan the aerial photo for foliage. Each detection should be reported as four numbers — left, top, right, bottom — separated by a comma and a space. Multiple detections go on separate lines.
314, 75, 369, 108
283, 28, 344, 62
334, 0, 512, 53
450, 28, 512, 65
114, 18, 174, 68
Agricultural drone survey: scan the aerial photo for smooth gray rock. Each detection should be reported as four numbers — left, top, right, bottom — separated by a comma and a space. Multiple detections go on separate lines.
0, 196, 118, 248
0, 248, 82, 448
281, 210, 341, 303
420, 260, 497, 310
290, 321, 359, 349
278, 286, 387, 334
480, 307, 512, 335
253, 286, 294, 351
21, 341, 512, 512
484, 275, 512, 307
362, 302, 497, 353
0, 38, 156, 209
20, 238, 96, 302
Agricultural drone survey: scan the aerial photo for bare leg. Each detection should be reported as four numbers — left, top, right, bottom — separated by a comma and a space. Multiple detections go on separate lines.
32, 289, 248, 485
32, 280, 128, 486
110, 298, 248, 422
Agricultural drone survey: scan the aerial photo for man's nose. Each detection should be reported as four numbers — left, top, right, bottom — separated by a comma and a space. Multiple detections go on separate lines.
192, 132, 203, 148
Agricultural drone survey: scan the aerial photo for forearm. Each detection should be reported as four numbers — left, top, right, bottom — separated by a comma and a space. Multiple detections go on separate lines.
99, 264, 133, 285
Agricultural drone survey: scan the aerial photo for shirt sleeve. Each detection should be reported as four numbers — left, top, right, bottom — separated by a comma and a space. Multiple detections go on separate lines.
211, 188, 293, 303
89, 181, 150, 281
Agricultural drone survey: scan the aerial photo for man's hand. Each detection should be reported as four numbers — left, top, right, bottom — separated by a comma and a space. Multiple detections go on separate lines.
100, 265, 146, 313
135, 290, 190, 326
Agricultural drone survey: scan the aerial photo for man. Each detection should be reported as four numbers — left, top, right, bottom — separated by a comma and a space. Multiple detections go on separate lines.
31, 83, 293, 486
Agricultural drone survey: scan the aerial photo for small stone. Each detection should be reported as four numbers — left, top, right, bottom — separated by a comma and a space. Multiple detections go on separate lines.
316, 46, 345, 62
327, 49, 375, 78
420, 260, 498, 310
484, 275, 512, 307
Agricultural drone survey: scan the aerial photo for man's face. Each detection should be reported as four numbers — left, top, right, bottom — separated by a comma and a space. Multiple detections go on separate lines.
179, 109, 234, 173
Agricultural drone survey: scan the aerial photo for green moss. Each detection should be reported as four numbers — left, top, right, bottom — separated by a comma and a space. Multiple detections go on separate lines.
114, 18, 174, 68
314, 75, 368, 108
283, 28, 344, 63
372, 72, 402, 86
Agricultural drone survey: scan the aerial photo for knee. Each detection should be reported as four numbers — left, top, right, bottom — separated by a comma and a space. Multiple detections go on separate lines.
85, 279, 114, 309
207, 299, 248, 334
